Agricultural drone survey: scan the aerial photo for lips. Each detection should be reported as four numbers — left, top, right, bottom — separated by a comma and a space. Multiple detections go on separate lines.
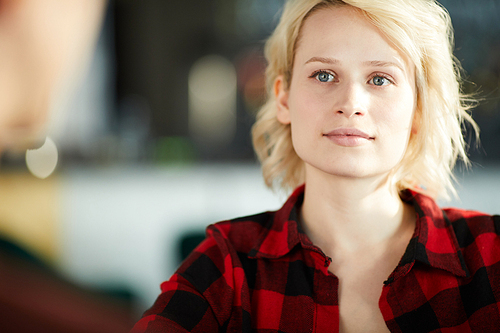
323, 128, 374, 147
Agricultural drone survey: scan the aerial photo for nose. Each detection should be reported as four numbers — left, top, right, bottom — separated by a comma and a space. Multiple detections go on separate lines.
334, 82, 368, 117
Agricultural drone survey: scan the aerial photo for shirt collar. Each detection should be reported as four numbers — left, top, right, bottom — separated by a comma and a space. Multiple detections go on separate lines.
248, 185, 307, 259
399, 189, 469, 278
249, 185, 469, 278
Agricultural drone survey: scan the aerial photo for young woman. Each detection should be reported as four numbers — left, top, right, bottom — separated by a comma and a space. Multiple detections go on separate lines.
132, 0, 500, 332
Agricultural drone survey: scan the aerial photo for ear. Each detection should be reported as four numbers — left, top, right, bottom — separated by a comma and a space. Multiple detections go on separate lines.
274, 75, 291, 125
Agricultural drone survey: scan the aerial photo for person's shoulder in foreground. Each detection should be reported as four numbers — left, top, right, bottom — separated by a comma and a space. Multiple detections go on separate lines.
131, 186, 500, 332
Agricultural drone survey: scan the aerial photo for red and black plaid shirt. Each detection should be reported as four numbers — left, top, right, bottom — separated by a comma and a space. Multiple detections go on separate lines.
132, 185, 500, 332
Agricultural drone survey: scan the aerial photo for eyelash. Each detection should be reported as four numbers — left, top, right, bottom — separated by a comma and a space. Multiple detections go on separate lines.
370, 73, 394, 86
309, 70, 395, 86
310, 70, 336, 82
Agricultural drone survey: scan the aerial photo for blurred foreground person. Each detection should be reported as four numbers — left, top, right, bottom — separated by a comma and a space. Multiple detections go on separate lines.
132, 0, 500, 332
0, 0, 134, 332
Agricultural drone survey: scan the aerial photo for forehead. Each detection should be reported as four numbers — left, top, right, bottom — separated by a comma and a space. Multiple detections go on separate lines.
294, 5, 413, 71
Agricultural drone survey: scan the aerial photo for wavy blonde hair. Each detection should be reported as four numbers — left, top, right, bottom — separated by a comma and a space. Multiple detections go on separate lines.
251, 0, 478, 200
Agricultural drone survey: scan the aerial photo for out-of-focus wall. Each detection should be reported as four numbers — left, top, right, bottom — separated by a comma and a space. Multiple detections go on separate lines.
58, 164, 284, 313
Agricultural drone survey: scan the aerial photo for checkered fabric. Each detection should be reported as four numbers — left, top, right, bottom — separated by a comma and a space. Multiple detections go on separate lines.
131, 185, 500, 332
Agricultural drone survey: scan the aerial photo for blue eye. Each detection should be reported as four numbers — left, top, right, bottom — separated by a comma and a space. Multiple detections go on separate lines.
316, 72, 335, 82
372, 76, 390, 86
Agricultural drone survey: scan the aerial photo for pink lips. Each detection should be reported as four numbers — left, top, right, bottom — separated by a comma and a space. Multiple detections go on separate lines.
323, 128, 374, 147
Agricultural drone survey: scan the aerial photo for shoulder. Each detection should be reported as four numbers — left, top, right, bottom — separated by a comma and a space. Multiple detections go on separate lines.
443, 207, 499, 240
444, 207, 500, 271
205, 210, 276, 254
173, 211, 276, 283
147, 212, 279, 330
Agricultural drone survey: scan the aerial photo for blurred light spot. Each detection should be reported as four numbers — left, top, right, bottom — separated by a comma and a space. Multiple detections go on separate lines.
26, 137, 58, 179
236, 48, 267, 113
188, 55, 237, 147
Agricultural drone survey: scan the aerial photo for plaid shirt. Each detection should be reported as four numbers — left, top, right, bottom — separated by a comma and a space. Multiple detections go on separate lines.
132, 185, 500, 332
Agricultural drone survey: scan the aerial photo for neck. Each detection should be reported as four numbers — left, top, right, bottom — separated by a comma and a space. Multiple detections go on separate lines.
300, 167, 413, 253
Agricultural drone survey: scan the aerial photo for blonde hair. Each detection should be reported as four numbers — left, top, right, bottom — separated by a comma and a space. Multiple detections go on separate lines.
251, 0, 478, 200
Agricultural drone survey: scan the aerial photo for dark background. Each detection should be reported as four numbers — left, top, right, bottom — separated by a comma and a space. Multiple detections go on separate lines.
109, 0, 500, 165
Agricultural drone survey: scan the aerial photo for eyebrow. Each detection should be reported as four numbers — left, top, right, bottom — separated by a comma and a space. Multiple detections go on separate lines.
363, 60, 404, 72
305, 57, 340, 65
305, 57, 405, 72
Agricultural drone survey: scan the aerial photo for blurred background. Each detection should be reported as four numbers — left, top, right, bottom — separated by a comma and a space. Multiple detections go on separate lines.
0, 0, 498, 326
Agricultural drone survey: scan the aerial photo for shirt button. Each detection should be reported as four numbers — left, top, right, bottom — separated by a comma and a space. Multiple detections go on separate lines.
324, 257, 332, 267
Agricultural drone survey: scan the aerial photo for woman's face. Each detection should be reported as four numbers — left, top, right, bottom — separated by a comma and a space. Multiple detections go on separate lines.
275, 5, 417, 182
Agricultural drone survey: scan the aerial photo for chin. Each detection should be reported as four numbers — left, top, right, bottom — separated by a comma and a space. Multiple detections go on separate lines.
311, 163, 370, 178
312, 161, 397, 181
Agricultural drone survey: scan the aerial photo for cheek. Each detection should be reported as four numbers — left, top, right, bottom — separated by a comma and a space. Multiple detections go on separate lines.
288, 84, 330, 122
287, 90, 321, 157
380, 91, 416, 133
288, 97, 326, 147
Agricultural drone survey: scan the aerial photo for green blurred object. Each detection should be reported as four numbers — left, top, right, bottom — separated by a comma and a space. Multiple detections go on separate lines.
154, 136, 197, 164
